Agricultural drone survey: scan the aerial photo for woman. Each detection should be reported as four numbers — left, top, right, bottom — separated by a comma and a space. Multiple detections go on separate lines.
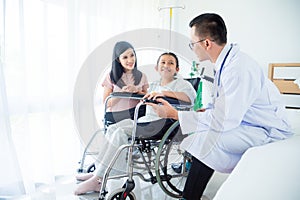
102, 41, 149, 124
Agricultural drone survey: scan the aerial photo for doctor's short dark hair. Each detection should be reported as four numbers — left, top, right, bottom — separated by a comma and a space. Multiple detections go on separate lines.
189, 13, 227, 45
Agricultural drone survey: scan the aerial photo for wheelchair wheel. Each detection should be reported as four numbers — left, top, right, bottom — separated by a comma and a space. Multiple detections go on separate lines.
155, 121, 188, 198
107, 188, 136, 200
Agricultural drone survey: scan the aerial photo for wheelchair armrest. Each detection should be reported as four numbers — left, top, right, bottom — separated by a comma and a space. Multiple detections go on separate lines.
143, 96, 192, 111
143, 96, 190, 105
163, 96, 191, 106
109, 92, 144, 100
109, 93, 191, 106
164, 97, 192, 111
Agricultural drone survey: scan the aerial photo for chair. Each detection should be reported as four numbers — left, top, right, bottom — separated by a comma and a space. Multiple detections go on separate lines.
97, 78, 200, 200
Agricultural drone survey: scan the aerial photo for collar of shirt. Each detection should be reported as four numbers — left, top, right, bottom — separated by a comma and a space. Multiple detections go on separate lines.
214, 43, 232, 72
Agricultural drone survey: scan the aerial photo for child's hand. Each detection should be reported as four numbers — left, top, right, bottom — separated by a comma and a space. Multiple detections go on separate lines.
143, 91, 164, 100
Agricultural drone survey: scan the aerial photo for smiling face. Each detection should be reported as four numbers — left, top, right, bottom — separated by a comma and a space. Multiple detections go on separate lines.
156, 54, 179, 80
118, 48, 136, 72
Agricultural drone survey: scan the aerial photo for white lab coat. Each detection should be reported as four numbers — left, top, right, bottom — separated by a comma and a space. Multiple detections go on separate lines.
180, 44, 293, 173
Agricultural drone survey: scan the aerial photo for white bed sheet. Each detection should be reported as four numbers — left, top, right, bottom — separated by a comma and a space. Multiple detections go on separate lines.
212, 109, 300, 200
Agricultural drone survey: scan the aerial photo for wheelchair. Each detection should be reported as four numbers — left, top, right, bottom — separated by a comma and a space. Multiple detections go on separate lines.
77, 78, 201, 200
77, 92, 147, 174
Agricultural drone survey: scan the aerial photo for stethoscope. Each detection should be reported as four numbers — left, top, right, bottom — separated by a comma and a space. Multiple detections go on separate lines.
214, 44, 233, 99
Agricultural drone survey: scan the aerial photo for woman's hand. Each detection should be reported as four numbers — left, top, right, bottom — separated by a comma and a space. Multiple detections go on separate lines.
122, 85, 139, 93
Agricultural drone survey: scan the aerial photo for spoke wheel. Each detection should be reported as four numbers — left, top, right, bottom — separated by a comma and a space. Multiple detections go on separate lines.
155, 121, 188, 198
107, 188, 136, 200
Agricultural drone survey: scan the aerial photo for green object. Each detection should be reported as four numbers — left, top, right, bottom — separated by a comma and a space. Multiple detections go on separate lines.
194, 80, 203, 111
190, 61, 197, 78
189, 72, 195, 77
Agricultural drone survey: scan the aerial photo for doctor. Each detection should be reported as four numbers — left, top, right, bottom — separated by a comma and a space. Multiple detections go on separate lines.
149, 13, 293, 199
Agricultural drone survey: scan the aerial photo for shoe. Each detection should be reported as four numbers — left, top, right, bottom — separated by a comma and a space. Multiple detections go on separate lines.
171, 160, 192, 174
171, 163, 183, 173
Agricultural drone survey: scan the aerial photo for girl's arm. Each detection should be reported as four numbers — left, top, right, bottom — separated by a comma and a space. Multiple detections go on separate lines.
161, 91, 191, 103
144, 91, 191, 103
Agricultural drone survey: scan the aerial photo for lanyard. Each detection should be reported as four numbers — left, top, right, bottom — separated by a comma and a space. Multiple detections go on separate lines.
213, 44, 233, 99
217, 44, 233, 86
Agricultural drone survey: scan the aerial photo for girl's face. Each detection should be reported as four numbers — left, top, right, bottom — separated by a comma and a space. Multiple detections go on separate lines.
156, 54, 179, 79
118, 48, 136, 72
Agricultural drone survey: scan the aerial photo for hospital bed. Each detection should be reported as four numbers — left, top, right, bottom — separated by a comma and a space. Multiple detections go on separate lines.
209, 63, 300, 200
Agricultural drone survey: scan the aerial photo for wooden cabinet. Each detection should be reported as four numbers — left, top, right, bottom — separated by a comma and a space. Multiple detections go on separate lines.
268, 63, 300, 109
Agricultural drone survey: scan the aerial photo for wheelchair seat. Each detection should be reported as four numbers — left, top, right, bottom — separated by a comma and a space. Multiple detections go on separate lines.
134, 118, 178, 140
105, 105, 146, 126
103, 92, 146, 126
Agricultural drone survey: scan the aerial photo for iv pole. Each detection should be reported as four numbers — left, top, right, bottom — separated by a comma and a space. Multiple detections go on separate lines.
158, 5, 185, 50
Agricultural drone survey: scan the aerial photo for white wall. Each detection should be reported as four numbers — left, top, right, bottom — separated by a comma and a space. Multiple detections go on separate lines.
170, 0, 300, 73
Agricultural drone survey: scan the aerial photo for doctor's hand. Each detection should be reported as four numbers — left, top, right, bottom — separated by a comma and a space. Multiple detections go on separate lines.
145, 98, 179, 120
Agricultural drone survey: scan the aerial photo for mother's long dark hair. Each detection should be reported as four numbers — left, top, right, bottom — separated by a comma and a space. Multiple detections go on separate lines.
110, 41, 142, 88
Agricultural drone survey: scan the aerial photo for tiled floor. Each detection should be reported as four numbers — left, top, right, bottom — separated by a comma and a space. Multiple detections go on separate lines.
1, 150, 227, 200
2, 141, 226, 200
7, 174, 184, 200
3, 173, 219, 200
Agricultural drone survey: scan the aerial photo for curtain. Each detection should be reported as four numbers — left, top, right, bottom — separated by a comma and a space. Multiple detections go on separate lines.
0, 0, 174, 197
0, 1, 25, 192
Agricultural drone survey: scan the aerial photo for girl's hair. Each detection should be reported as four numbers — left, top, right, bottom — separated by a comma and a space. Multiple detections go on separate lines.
156, 52, 179, 69
110, 41, 143, 88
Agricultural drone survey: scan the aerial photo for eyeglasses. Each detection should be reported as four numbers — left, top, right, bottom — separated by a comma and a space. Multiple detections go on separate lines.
189, 39, 206, 50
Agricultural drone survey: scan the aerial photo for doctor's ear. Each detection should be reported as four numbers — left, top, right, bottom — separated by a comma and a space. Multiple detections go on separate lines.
155, 65, 158, 71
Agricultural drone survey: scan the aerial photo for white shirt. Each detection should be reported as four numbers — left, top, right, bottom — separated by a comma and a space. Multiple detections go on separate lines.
179, 44, 293, 173
179, 43, 292, 139
139, 78, 196, 122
